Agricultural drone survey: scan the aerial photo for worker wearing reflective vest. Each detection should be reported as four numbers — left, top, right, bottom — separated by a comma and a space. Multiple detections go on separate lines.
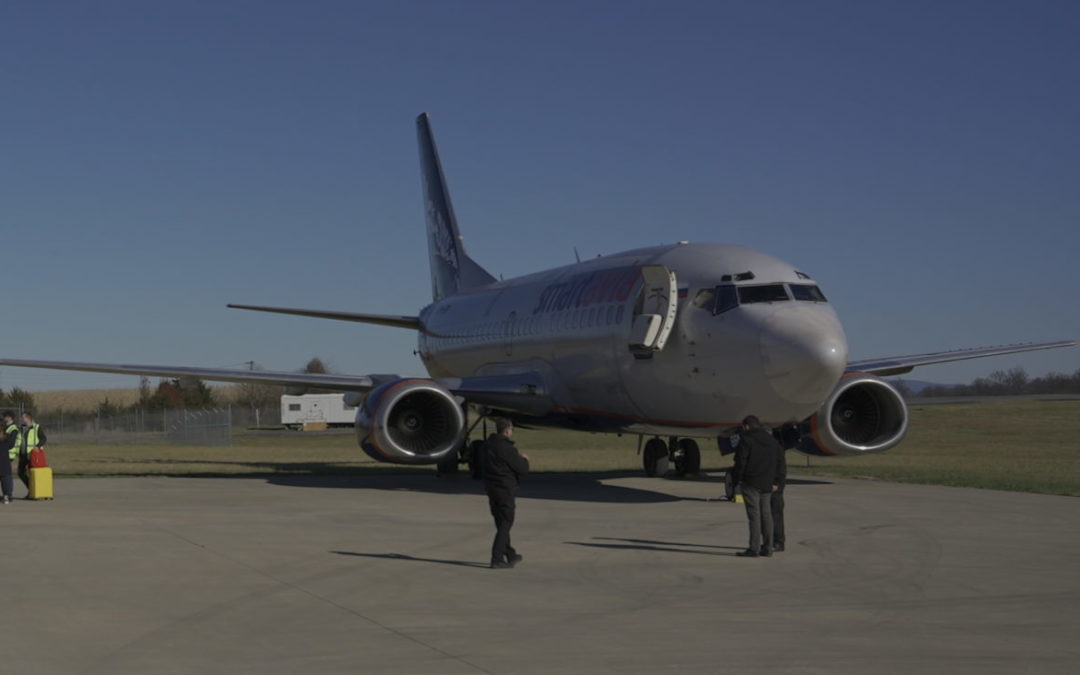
19, 411, 46, 493
0, 411, 18, 504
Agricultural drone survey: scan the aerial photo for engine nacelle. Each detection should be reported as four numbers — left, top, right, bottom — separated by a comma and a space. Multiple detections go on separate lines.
796, 374, 908, 456
355, 378, 465, 464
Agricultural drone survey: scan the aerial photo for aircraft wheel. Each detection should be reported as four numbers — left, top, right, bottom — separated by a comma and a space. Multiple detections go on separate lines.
643, 438, 669, 477
674, 438, 701, 476
724, 469, 736, 501
436, 452, 460, 477
467, 439, 486, 479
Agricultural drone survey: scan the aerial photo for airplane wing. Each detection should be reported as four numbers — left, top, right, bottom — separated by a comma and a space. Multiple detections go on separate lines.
846, 340, 1076, 377
0, 358, 382, 392
0, 358, 554, 415
227, 304, 420, 330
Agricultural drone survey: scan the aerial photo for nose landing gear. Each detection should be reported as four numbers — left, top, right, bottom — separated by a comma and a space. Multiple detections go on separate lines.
642, 436, 701, 477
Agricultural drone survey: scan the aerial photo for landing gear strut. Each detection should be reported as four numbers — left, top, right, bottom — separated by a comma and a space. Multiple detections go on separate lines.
642, 436, 701, 477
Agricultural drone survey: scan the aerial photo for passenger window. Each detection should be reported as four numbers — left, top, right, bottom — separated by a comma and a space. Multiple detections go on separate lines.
737, 284, 789, 304
714, 285, 738, 314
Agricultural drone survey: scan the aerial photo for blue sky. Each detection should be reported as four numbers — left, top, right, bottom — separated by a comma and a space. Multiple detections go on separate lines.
2, 0, 1078, 391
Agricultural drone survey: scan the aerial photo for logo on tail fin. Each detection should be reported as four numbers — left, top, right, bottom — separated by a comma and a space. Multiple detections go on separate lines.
417, 114, 496, 301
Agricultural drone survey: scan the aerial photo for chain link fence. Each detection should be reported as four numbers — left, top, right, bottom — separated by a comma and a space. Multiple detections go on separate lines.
24, 405, 284, 446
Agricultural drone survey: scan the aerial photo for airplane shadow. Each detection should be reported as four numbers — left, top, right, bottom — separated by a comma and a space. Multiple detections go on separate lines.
265, 471, 697, 504
332, 551, 489, 569
89, 458, 831, 505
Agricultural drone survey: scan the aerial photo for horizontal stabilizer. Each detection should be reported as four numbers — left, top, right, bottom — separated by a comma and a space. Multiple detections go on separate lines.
846, 340, 1076, 376
228, 304, 420, 330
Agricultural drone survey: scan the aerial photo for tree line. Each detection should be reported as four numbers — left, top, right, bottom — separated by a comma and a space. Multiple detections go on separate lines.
895, 367, 1080, 398
4, 356, 335, 418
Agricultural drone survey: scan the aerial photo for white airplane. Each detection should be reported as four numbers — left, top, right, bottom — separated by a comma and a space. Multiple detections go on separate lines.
2, 114, 1073, 477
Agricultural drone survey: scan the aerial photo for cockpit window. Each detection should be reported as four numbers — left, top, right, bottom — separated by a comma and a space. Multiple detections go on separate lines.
737, 284, 790, 304
691, 288, 715, 309
714, 285, 738, 314
790, 284, 827, 302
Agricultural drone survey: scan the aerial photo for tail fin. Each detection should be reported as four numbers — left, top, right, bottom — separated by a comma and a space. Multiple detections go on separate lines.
417, 113, 497, 301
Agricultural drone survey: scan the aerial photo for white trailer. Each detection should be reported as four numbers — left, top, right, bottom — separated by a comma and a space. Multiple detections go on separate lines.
281, 393, 358, 429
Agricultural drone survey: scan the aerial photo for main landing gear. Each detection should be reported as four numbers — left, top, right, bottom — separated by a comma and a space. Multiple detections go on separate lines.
642, 436, 701, 477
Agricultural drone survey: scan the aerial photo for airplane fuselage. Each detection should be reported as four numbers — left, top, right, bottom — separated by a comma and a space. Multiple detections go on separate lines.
417, 242, 849, 436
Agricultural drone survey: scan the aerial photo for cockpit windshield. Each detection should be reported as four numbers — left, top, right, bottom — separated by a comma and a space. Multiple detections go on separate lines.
790, 284, 827, 302
737, 284, 790, 304
705, 282, 827, 315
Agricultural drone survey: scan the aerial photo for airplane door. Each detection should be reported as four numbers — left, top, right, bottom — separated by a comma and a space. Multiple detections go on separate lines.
629, 265, 677, 354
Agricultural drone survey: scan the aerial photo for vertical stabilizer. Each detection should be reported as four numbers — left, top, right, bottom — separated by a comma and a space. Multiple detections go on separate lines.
417, 113, 497, 301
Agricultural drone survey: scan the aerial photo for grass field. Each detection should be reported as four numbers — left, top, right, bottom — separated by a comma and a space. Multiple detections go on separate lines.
38, 400, 1080, 496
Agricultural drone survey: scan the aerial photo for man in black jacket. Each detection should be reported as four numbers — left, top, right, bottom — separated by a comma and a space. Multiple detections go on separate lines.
482, 418, 529, 569
731, 415, 785, 558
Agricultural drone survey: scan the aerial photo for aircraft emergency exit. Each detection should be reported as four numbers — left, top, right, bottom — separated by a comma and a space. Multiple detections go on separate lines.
1, 114, 1073, 477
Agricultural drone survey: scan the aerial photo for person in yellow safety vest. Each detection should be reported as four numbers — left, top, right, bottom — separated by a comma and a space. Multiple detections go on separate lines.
0, 411, 18, 505
19, 411, 46, 497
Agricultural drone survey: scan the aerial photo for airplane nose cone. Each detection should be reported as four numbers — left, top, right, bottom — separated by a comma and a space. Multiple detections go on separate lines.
760, 307, 848, 405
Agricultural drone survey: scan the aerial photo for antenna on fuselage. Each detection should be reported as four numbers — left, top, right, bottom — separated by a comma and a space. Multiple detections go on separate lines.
573, 247, 582, 263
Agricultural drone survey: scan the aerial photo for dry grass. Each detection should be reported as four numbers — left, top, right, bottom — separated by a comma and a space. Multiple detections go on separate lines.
34, 388, 143, 412
33, 385, 245, 413
793, 400, 1080, 496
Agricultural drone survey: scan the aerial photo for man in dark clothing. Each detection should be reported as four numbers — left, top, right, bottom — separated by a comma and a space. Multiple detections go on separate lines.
0, 411, 18, 505
731, 415, 785, 558
482, 417, 529, 569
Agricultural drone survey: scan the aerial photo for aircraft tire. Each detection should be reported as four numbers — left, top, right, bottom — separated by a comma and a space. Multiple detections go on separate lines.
643, 438, 669, 477
674, 438, 701, 476
436, 453, 460, 477
467, 439, 486, 479
724, 469, 736, 501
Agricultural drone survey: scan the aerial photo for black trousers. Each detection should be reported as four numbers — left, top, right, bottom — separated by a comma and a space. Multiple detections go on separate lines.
17, 452, 30, 490
0, 457, 13, 498
772, 488, 785, 546
487, 489, 517, 564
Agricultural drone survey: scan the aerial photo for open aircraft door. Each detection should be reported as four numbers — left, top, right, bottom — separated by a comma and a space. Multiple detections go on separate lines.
629, 265, 678, 355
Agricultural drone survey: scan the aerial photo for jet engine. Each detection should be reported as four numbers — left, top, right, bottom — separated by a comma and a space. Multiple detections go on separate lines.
794, 374, 908, 456
355, 378, 466, 464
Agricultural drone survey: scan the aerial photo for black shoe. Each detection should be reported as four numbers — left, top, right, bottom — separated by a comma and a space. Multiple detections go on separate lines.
490, 560, 512, 569
760, 547, 773, 557
773, 543, 785, 552
507, 553, 523, 567
735, 549, 759, 558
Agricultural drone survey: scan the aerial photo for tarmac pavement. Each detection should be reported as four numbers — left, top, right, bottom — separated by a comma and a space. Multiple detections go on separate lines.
1, 472, 1077, 674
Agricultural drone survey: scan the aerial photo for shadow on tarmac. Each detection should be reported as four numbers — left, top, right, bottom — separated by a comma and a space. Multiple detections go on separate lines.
332, 551, 489, 568
89, 458, 832, 505
565, 536, 745, 557
266, 471, 698, 504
